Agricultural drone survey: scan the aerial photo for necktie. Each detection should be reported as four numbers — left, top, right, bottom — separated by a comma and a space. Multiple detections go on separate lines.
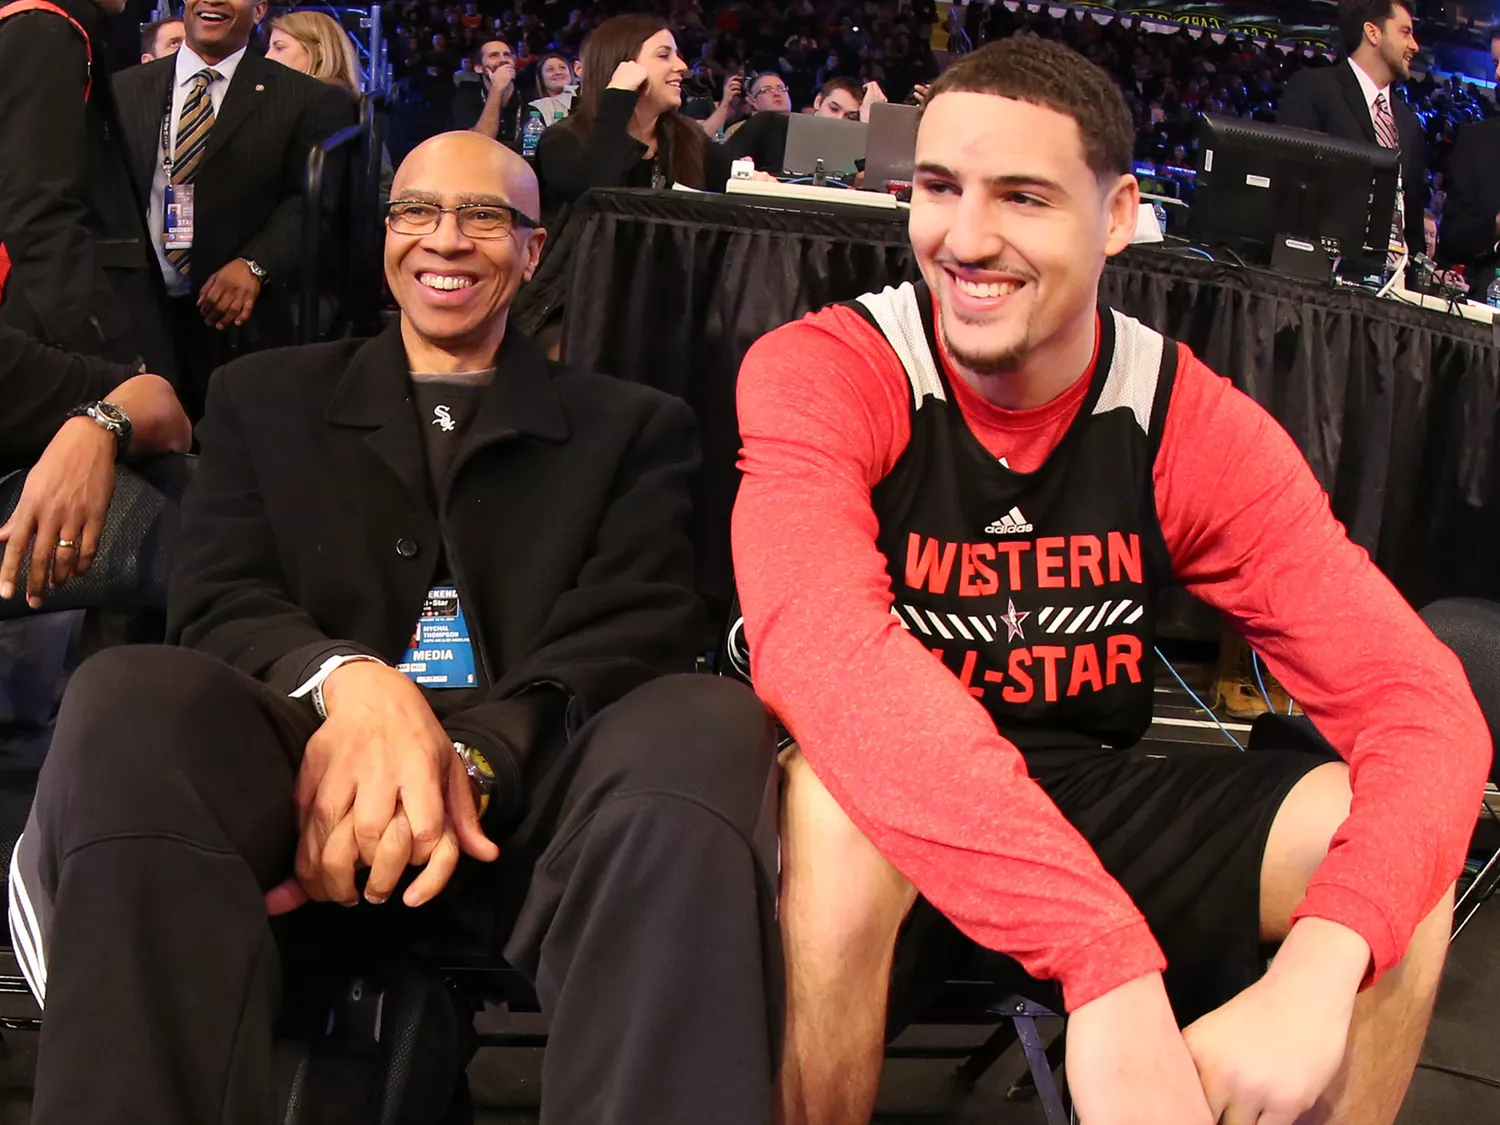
165, 68, 220, 276
1373, 92, 1406, 261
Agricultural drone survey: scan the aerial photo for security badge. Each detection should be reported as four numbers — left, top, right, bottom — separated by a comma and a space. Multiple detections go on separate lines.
397, 587, 477, 688
163, 183, 194, 250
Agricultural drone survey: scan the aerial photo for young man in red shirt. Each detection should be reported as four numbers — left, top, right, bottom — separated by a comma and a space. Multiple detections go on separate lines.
732, 37, 1490, 1125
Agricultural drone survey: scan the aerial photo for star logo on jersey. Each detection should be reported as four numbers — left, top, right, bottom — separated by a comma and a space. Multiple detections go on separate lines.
432, 404, 456, 432
999, 598, 1030, 642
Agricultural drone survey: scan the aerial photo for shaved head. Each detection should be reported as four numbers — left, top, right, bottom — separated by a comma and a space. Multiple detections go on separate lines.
386, 131, 547, 374
393, 131, 540, 222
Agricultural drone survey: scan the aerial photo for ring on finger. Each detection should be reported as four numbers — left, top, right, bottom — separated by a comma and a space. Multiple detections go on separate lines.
56, 539, 79, 550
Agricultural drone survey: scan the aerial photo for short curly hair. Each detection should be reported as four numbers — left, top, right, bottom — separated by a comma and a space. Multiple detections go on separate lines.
922, 37, 1133, 182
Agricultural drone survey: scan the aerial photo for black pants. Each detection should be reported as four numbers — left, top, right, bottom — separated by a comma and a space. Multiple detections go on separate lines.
18, 646, 781, 1125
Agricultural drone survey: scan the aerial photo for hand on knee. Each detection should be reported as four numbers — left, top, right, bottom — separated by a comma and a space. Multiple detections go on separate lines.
1182, 919, 1367, 1124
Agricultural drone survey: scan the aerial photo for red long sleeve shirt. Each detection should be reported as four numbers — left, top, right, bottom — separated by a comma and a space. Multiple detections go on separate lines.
732, 302, 1491, 1012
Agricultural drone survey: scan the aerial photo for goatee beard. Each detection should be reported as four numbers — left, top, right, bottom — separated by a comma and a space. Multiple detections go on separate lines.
942, 325, 1029, 377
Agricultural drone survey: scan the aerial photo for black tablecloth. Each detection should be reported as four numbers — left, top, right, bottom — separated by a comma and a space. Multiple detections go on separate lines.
548, 187, 1500, 609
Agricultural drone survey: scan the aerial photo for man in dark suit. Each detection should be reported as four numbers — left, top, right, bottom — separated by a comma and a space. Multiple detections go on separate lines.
12, 131, 780, 1125
1437, 47, 1500, 299
0, 0, 175, 374
1277, 0, 1426, 265
113, 0, 354, 418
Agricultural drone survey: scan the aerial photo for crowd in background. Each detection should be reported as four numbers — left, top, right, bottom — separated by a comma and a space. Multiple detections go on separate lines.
370, 0, 1496, 224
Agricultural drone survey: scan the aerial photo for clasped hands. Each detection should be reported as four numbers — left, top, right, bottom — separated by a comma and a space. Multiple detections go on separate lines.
265, 660, 499, 915
1066, 918, 1368, 1124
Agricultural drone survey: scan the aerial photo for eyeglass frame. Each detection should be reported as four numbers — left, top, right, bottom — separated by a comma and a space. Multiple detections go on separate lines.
751, 79, 790, 97
384, 199, 541, 239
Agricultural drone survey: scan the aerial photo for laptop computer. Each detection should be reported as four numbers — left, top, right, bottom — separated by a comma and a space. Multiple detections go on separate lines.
781, 114, 869, 178
862, 101, 921, 193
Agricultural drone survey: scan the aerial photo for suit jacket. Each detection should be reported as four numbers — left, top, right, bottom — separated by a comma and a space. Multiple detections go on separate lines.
0, 0, 174, 373
1277, 61, 1428, 257
1438, 117, 1500, 298
166, 322, 706, 825
113, 50, 355, 333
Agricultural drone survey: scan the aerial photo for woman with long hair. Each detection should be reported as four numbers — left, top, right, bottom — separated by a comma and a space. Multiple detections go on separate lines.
534, 14, 731, 212
528, 50, 577, 127
265, 10, 364, 95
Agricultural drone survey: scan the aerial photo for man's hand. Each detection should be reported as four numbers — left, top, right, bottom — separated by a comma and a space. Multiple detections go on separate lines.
910, 83, 930, 105
1066, 973, 1216, 1125
264, 662, 499, 915
0, 417, 116, 607
1183, 918, 1367, 1124
197, 258, 262, 330
720, 73, 744, 109
608, 60, 649, 93
860, 79, 888, 121
484, 58, 516, 101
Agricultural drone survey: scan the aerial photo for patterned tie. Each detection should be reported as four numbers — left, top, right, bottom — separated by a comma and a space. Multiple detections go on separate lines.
1373, 92, 1406, 262
165, 68, 220, 276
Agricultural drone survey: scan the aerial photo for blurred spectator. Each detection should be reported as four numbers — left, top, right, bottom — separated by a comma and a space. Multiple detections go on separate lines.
456, 39, 526, 151
530, 48, 577, 125
0, 0, 175, 374
1438, 45, 1500, 297
535, 14, 730, 217
267, 10, 363, 93
140, 16, 184, 63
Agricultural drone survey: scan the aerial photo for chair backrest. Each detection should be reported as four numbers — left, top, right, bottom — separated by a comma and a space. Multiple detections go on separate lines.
1420, 598, 1500, 784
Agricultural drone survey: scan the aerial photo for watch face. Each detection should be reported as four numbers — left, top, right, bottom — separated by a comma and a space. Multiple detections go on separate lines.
93, 402, 129, 430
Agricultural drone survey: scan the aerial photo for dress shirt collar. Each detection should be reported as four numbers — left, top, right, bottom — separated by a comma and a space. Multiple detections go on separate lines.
1348, 56, 1389, 111
175, 43, 247, 89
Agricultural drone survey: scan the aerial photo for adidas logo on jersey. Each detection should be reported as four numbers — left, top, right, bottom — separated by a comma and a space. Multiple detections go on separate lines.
985, 507, 1034, 535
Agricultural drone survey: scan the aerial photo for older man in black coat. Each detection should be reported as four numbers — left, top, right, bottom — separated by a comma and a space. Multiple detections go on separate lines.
12, 132, 780, 1125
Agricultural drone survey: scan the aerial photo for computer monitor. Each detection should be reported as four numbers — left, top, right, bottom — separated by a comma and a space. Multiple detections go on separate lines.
781, 114, 869, 178
1187, 114, 1400, 280
862, 101, 921, 193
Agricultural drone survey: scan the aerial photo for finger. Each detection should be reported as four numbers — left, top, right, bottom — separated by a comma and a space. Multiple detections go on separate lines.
446, 760, 498, 862
294, 742, 332, 823
400, 763, 447, 866
77, 508, 104, 577
26, 516, 60, 607
265, 878, 309, 915
308, 760, 356, 837
351, 775, 400, 866
0, 509, 35, 599
403, 829, 459, 907
365, 814, 413, 904
319, 815, 361, 905
197, 278, 218, 313
51, 524, 82, 587
294, 822, 332, 903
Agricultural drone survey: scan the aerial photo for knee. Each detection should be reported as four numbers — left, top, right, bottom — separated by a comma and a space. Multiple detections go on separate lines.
781, 749, 916, 963
586, 674, 778, 837
43, 646, 250, 791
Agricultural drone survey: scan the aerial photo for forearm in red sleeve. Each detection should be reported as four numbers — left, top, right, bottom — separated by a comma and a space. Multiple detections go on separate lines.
1155, 353, 1491, 981
732, 315, 1166, 1011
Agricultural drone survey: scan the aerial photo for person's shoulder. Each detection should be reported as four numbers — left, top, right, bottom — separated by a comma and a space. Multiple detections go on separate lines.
215, 337, 367, 411
1284, 64, 1339, 94
547, 356, 689, 422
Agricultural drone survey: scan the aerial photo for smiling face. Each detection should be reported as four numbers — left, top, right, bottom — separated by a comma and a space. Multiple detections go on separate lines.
1371, 4, 1418, 82
635, 28, 687, 113
184, 0, 266, 62
385, 132, 546, 366
266, 28, 313, 73
909, 91, 1137, 392
541, 55, 571, 94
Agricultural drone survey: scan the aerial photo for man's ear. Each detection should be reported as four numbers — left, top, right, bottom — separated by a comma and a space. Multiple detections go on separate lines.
1101, 172, 1142, 258
522, 227, 548, 281
254, 0, 268, 26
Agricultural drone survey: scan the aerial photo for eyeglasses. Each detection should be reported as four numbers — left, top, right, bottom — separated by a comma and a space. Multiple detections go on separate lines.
385, 199, 539, 238
753, 82, 789, 96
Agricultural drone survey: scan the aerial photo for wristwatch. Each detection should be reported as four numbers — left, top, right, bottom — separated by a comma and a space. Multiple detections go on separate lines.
66, 400, 132, 458
238, 257, 268, 283
453, 741, 497, 818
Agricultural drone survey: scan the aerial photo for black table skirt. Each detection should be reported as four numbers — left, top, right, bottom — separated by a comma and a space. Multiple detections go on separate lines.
547, 187, 1500, 609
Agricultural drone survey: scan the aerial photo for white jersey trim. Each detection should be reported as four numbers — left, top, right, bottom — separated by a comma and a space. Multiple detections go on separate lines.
1092, 309, 1166, 435
856, 284, 947, 409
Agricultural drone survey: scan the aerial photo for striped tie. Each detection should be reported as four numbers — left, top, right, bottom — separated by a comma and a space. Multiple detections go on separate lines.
165, 69, 219, 276
1373, 92, 1406, 263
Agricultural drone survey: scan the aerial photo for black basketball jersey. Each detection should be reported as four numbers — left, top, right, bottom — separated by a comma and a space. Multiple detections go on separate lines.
852, 282, 1179, 751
